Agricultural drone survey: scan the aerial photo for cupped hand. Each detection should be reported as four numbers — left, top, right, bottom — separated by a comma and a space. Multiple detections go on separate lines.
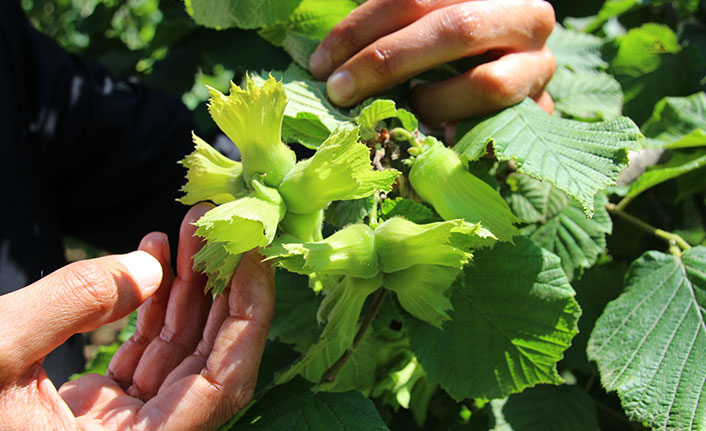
310, 0, 556, 126
0, 204, 275, 431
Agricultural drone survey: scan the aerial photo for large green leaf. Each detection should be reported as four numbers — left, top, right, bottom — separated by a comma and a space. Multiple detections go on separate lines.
546, 25, 606, 72
185, 0, 302, 29
606, 24, 706, 124
258, 0, 358, 69
258, 0, 357, 44
455, 99, 642, 216
585, 0, 656, 33
524, 193, 613, 280
626, 150, 706, 200
642, 92, 706, 149
234, 378, 389, 430
406, 237, 580, 400
489, 385, 599, 431
588, 246, 706, 431
505, 173, 569, 224
253, 66, 354, 148
269, 270, 321, 350
547, 67, 623, 121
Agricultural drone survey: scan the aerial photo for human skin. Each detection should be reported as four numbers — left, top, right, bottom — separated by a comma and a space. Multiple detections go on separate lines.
310, 0, 556, 127
0, 204, 275, 431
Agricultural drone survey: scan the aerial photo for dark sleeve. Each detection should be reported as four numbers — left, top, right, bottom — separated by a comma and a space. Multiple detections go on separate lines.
1, 0, 195, 279
0, 1, 195, 384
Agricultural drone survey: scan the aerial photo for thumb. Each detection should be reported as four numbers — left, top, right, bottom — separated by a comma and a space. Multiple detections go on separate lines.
0, 251, 162, 377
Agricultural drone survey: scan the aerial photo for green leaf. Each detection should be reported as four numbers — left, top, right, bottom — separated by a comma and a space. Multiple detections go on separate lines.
547, 67, 623, 121
407, 237, 580, 400
257, 0, 357, 68
505, 173, 569, 224
606, 24, 706, 124
545, 25, 606, 72
207, 76, 296, 187
324, 197, 374, 228
252, 66, 354, 147
588, 247, 706, 431
282, 112, 332, 149
627, 150, 706, 199
179, 133, 247, 205
357, 100, 397, 140
279, 129, 399, 214
524, 193, 613, 280
234, 377, 389, 430
71, 343, 120, 380
258, 0, 358, 45
455, 99, 642, 216
184, 0, 302, 29
379, 198, 437, 224
269, 269, 322, 350
489, 385, 599, 431
395, 108, 419, 132
409, 138, 519, 242
642, 92, 706, 149
585, 0, 655, 33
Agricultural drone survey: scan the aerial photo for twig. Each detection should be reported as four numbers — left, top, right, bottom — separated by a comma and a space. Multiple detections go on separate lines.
606, 203, 691, 253
320, 289, 387, 384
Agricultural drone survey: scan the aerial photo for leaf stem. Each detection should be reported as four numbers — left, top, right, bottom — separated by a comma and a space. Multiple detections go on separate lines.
390, 127, 419, 147
369, 191, 380, 227
605, 203, 691, 252
320, 288, 387, 384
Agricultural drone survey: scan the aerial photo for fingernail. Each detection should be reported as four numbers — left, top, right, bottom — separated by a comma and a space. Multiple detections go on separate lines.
309, 48, 332, 76
117, 251, 163, 293
327, 70, 355, 106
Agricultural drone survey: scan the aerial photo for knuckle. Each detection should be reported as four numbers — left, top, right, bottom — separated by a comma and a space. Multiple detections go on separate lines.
437, 5, 479, 49
528, 0, 556, 42
364, 45, 399, 77
404, 0, 434, 15
326, 21, 359, 55
60, 261, 118, 315
543, 48, 557, 76
229, 382, 256, 412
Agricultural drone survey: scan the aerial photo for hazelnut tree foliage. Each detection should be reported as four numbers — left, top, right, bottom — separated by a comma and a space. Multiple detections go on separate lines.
33, 0, 706, 429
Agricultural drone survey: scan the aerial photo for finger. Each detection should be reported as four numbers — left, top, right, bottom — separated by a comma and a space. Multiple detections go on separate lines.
136, 251, 275, 431
126, 204, 213, 401
157, 290, 231, 392
534, 90, 554, 114
0, 251, 162, 378
324, 0, 555, 107
59, 374, 143, 422
107, 232, 174, 389
310, 0, 465, 79
411, 47, 556, 126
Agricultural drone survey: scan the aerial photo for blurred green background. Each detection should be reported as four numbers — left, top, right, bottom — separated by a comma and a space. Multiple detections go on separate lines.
22, 0, 291, 133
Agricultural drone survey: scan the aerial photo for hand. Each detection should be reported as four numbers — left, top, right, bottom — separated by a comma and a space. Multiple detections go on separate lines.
0, 204, 275, 431
310, 0, 556, 127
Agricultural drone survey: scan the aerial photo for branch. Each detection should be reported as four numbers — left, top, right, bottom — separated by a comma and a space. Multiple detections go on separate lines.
320, 288, 387, 384
605, 203, 691, 253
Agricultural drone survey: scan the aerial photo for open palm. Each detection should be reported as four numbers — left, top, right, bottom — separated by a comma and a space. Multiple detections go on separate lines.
0, 204, 275, 431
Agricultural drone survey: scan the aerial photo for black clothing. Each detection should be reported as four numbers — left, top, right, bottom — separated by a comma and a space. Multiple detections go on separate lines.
1, 1, 195, 384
